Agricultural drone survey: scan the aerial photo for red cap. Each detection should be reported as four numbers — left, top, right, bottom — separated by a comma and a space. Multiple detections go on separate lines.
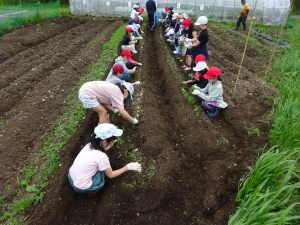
121, 49, 132, 59
182, 18, 192, 29
165, 6, 169, 11
195, 54, 205, 63
139, 7, 144, 13
112, 64, 124, 74
125, 26, 134, 33
204, 67, 222, 79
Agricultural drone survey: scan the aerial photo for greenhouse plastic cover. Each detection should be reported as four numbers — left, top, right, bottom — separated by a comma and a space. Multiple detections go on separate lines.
69, 0, 290, 25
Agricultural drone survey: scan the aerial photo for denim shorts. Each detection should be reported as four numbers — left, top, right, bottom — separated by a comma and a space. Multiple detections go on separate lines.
68, 171, 105, 194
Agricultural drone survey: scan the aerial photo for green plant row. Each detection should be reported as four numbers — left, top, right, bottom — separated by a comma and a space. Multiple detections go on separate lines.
0, 1, 61, 33
229, 18, 300, 225
0, 23, 126, 225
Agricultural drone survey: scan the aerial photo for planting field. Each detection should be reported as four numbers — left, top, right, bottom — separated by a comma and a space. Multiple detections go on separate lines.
0, 19, 278, 224
0, 16, 123, 205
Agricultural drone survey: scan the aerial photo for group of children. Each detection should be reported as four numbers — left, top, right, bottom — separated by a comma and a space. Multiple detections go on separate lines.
68, 4, 146, 194
162, 7, 228, 118
68, 4, 228, 194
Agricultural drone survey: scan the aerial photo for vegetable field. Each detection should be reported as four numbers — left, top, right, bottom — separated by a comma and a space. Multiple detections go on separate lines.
0, 14, 299, 225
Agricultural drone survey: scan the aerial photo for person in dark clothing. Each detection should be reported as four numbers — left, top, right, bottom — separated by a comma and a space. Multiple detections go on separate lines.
146, 0, 157, 31
181, 18, 195, 70
188, 16, 209, 60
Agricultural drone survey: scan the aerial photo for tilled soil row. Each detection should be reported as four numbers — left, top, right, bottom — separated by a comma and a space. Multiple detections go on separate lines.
0, 17, 123, 198
27, 26, 273, 225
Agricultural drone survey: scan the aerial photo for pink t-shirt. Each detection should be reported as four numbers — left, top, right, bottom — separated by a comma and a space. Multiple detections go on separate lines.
81, 81, 124, 109
69, 143, 111, 190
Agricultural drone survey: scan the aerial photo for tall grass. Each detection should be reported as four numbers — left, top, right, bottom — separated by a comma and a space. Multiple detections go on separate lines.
229, 17, 300, 225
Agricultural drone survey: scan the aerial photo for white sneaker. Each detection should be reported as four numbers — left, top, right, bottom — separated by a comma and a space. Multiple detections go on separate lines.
173, 51, 178, 54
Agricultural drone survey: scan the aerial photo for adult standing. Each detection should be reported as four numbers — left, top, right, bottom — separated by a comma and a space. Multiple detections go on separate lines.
146, 0, 157, 32
236, 0, 250, 31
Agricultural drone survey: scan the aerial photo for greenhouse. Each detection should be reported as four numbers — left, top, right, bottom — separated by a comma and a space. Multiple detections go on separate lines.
70, 0, 291, 24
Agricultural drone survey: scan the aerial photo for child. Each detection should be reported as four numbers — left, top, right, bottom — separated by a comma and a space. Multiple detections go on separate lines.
78, 81, 139, 124
68, 123, 141, 194
106, 64, 141, 92
192, 67, 228, 118
121, 27, 138, 54
110, 49, 138, 81
180, 18, 194, 70
188, 16, 209, 60
182, 61, 208, 89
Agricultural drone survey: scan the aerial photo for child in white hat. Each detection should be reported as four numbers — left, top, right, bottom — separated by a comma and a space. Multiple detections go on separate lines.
68, 123, 142, 194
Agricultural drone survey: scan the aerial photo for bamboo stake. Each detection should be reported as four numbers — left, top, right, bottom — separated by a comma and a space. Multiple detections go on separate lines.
231, 0, 258, 97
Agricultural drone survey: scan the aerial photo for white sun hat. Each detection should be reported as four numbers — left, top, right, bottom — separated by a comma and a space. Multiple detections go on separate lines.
193, 61, 208, 71
94, 123, 123, 140
194, 16, 208, 25
123, 82, 134, 100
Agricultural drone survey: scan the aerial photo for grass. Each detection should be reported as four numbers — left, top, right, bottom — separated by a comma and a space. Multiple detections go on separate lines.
229, 17, 300, 225
245, 123, 262, 137
0, 23, 127, 225
216, 136, 230, 146
0, 1, 61, 33
122, 161, 157, 189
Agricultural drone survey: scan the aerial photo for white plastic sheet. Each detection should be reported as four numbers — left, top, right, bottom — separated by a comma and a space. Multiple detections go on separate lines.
69, 0, 290, 25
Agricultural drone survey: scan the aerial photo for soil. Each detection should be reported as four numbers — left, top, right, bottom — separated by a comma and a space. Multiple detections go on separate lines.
25, 24, 276, 225
0, 16, 123, 199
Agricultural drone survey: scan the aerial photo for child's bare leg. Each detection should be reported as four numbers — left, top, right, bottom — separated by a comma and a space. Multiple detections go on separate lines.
92, 104, 109, 124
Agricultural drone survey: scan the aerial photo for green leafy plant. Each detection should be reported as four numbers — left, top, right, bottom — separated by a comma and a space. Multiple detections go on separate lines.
245, 123, 262, 137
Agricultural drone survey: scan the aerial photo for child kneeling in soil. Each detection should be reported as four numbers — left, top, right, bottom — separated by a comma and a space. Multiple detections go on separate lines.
108, 49, 140, 82
79, 81, 139, 124
121, 27, 138, 54
68, 123, 141, 194
182, 61, 208, 89
192, 67, 228, 118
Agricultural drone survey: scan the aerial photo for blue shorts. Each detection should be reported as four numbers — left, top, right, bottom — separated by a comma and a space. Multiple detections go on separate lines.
68, 171, 105, 194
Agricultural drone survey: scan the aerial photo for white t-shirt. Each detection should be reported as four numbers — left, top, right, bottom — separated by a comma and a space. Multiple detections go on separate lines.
130, 9, 139, 19
69, 143, 111, 190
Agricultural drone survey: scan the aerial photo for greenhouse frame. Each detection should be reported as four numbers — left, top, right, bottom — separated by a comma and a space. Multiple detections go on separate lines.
70, 0, 291, 25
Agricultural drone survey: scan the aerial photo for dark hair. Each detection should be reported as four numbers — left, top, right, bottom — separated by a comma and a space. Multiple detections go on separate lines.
199, 68, 208, 75
116, 83, 127, 95
90, 133, 116, 152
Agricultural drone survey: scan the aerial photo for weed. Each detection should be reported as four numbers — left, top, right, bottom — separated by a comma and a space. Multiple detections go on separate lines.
0, 116, 4, 124
181, 87, 202, 115
245, 123, 262, 137
261, 95, 274, 102
216, 136, 230, 146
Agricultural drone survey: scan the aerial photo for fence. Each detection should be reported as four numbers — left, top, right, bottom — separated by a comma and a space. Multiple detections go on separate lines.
0, 0, 60, 31
69, 0, 290, 25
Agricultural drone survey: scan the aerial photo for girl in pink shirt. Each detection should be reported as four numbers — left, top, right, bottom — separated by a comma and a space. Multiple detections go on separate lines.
79, 81, 138, 124
68, 123, 141, 193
